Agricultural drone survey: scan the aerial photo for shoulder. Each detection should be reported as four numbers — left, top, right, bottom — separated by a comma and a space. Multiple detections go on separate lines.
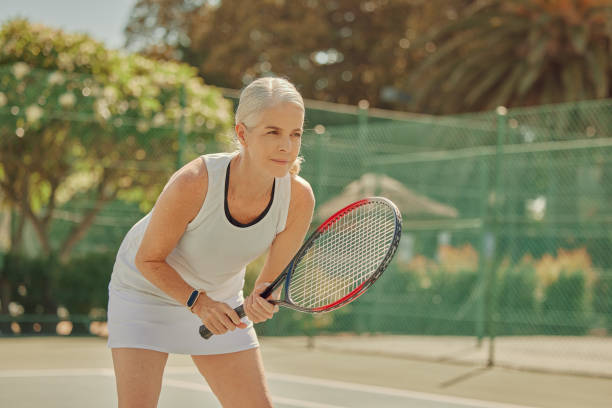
289, 175, 315, 207
156, 156, 208, 222
286, 175, 315, 222
165, 156, 208, 193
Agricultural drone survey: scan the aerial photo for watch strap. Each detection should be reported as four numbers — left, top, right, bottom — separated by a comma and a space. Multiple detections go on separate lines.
186, 289, 200, 309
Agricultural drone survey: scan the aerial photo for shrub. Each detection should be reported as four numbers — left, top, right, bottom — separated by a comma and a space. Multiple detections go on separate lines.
541, 272, 588, 335
495, 263, 538, 335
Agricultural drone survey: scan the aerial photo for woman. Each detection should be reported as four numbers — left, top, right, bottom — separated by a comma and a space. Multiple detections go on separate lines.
107, 77, 315, 407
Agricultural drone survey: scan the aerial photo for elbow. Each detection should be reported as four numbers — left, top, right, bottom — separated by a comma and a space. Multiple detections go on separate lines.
134, 247, 167, 280
134, 251, 151, 277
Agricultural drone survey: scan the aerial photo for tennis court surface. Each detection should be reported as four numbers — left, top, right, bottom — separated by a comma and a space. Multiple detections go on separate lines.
1, 336, 611, 407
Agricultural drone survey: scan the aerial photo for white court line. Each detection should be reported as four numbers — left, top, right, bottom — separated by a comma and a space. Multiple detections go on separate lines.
0, 368, 344, 408
0, 368, 536, 408
267, 372, 537, 408
165, 378, 346, 408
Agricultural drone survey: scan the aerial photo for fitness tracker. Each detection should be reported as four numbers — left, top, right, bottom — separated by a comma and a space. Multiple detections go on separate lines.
186, 289, 201, 310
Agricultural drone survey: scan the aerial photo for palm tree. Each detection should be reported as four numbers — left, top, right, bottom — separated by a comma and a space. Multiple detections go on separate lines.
407, 0, 612, 114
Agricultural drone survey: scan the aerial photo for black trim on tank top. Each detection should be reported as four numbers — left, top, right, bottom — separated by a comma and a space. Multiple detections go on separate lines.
224, 161, 275, 228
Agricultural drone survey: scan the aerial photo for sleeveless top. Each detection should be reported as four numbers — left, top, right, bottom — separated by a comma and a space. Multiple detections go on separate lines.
108, 151, 292, 306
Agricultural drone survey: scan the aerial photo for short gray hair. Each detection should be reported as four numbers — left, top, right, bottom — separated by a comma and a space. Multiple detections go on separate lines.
235, 77, 305, 127
235, 77, 305, 175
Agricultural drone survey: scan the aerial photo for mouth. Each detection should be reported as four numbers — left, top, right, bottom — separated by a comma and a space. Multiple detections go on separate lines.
270, 159, 290, 165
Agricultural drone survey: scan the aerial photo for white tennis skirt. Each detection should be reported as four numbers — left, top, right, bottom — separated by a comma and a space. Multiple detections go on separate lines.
106, 287, 259, 355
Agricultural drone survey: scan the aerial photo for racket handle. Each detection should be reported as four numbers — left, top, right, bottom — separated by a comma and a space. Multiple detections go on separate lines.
199, 304, 246, 339
199, 280, 281, 340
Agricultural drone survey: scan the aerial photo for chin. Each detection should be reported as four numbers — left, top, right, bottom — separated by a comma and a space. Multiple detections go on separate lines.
267, 161, 291, 177
270, 166, 290, 178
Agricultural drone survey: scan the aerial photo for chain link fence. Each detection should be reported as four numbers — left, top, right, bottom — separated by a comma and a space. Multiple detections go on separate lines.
1, 69, 611, 374
257, 99, 612, 375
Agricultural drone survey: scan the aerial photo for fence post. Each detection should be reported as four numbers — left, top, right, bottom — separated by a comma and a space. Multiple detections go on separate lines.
486, 106, 508, 366
357, 99, 369, 145
545, 149, 558, 255
314, 125, 328, 202
176, 84, 186, 170
476, 154, 490, 345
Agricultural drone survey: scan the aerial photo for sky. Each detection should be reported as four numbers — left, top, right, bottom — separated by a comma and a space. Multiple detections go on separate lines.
0, 0, 139, 49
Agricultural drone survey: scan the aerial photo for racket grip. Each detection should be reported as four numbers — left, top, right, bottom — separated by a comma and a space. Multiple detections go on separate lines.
199, 304, 246, 340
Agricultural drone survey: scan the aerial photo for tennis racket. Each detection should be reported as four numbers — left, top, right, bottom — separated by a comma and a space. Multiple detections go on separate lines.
199, 196, 402, 339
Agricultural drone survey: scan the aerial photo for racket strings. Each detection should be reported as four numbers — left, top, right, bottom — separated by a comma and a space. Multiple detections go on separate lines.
288, 201, 397, 310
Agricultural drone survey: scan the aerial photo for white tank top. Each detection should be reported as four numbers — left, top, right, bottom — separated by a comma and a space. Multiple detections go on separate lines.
109, 151, 292, 306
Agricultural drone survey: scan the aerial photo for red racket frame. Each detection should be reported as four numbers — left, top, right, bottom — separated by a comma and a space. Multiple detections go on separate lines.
199, 197, 401, 339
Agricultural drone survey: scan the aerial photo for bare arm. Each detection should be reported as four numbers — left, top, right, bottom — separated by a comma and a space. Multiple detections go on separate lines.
134, 159, 244, 334
134, 160, 207, 305
257, 176, 315, 286
244, 176, 316, 323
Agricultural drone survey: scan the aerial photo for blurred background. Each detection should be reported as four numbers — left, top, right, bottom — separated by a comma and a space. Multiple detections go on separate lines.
1, 0, 612, 403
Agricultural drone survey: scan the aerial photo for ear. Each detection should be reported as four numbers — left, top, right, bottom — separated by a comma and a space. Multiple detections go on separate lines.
235, 122, 248, 147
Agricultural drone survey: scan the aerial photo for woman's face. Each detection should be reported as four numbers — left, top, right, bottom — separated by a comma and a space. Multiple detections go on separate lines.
237, 102, 304, 178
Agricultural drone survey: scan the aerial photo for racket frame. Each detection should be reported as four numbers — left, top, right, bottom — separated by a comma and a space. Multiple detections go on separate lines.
282, 197, 401, 313
199, 196, 402, 339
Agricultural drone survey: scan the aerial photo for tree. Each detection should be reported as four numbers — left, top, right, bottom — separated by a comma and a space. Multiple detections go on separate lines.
124, 0, 462, 108
0, 19, 233, 263
406, 0, 612, 114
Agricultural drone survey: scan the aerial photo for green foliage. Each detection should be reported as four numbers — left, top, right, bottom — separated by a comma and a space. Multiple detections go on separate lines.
1, 253, 55, 314
495, 263, 538, 334
541, 271, 588, 335
0, 19, 233, 260
1, 252, 114, 316
249, 246, 605, 337
593, 271, 612, 333
0, 250, 605, 338
0, 19, 233, 135
53, 252, 115, 315
407, 0, 612, 114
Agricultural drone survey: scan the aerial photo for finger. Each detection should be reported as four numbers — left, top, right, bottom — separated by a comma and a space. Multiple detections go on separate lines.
246, 304, 265, 323
212, 308, 236, 331
247, 300, 268, 322
208, 316, 227, 334
247, 295, 266, 320
205, 319, 224, 335
244, 297, 256, 321
253, 301, 274, 320
219, 314, 236, 331
255, 296, 275, 314
235, 312, 248, 328
223, 305, 243, 327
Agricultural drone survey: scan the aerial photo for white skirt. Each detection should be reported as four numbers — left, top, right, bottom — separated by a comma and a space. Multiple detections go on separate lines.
106, 287, 259, 355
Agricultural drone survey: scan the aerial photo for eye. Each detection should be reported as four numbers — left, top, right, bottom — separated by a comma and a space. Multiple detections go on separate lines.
267, 130, 279, 135
293, 132, 302, 138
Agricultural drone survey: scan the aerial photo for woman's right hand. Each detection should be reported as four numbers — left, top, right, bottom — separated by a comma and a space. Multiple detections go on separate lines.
191, 293, 247, 335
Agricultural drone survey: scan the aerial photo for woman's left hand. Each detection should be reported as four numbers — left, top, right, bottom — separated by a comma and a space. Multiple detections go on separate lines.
244, 282, 279, 324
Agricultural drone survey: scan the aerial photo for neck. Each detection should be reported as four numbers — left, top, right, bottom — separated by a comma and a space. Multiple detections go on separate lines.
229, 152, 274, 200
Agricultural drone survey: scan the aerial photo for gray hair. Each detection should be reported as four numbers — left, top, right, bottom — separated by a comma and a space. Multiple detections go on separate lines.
234, 77, 305, 175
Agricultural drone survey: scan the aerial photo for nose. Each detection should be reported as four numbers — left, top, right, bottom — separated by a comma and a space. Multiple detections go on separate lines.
278, 133, 291, 152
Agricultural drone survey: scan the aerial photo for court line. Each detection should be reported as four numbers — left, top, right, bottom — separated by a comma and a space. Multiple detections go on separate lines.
165, 378, 347, 408
0, 368, 536, 408
0, 368, 344, 408
267, 372, 537, 408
